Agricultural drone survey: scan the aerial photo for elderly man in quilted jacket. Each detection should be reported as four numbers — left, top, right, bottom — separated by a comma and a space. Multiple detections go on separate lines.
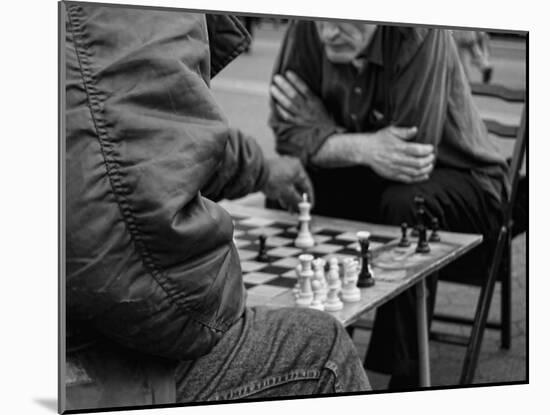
63, 3, 369, 411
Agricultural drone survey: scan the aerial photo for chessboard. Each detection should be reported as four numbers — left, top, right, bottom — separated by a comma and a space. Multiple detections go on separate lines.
231, 211, 462, 310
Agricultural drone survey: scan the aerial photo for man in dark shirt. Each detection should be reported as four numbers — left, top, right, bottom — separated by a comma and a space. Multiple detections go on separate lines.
269, 20, 509, 389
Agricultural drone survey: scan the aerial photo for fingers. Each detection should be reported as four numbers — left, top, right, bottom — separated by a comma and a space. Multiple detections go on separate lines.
293, 165, 315, 208
392, 155, 433, 182
274, 103, 297, 123
394, 162, 434, 179
403, 142, 435, 157
271, 74, 304, 113
281, 156, 315, 210
278, 188, 303, 213
390, 126, 418, 141
395, 152, 435, 169
285, 71, 312, 97
263, 156, 314, 212
388, 126, 433, 155
270, 84, 298, 115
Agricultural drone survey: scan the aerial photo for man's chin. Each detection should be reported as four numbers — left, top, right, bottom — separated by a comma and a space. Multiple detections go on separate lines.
325, 48, 355, 64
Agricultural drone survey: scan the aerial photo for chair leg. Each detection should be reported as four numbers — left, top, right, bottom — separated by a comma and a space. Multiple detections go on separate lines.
460, 228, 507, 385
500, 238, 512, 350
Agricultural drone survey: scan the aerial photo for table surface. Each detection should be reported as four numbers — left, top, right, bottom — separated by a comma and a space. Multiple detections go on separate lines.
220, 200, 483, 326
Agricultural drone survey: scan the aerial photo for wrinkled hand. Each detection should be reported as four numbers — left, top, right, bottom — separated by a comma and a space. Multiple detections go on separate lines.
270, 71, 333, 126
262, 156, 315, 211
365, 126, 435, 183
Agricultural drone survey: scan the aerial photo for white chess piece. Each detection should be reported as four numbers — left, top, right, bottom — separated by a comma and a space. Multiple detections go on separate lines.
295, 194, 315, 248
341, 258, 361, 302
327, 257, 341, 290
293, 264, 303, 298
292, 264, 302, 300
325, 256, 344, 311
310, 280, 325, 311
312, 258, 327, 302
296, 254, 314, 307
325, 285, 344, 311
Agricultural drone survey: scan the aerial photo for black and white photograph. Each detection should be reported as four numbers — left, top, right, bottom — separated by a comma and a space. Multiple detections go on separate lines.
56, 0, 528, 413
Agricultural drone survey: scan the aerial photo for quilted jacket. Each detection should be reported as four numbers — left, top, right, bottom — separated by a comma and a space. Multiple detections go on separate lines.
64, 2, 265, 409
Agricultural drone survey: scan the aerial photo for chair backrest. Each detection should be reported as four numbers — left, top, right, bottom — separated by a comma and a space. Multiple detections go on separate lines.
505, 106, 527, 225
470, 82, 527, 227
470, 82, 525, 138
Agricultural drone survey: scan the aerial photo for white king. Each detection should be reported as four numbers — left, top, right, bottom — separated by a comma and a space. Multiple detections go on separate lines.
295, 193, 315, 249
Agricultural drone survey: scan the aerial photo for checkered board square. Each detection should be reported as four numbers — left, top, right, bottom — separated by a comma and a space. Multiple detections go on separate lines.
232, 215, 395, 304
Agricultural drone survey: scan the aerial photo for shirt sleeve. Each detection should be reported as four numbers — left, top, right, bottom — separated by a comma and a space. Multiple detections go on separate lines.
389, 28, 453, 151
268, 21, 345, 164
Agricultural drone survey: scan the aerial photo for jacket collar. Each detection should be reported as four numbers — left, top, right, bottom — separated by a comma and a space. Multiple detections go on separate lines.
358, 27, 384, 66
205, 14, 251, 79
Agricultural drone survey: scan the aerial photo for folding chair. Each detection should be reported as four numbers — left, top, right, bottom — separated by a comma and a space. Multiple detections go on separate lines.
430, 81, 527, 384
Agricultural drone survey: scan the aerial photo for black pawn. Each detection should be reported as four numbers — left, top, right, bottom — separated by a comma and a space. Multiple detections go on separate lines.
357, 234, 375, 288
411, 195, 425, 237
256, 234, 269, 262
416, 224, 430, 254
398, 222, 411, 247
429, 217, 441, 242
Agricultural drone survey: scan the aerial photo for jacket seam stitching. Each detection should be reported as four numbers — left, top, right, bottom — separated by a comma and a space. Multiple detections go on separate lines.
66, 4, 226, 333
211, 369, 322, 400
211, 28, 249, 77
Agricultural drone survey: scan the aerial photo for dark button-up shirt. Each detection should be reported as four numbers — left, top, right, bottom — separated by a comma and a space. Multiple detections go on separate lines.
269, 21, 509, 204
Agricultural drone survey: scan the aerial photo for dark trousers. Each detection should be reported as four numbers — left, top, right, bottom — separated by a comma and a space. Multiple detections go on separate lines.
271, 166, 502, 387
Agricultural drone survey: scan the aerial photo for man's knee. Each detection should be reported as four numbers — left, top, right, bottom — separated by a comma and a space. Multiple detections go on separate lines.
281, 309, 369, 392
270, 308, 353, 363
277, 308, 345, 341
379, 180, 449, 227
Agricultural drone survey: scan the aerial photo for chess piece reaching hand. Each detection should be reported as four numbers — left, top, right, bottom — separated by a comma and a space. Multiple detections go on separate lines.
262, 156, 315, 212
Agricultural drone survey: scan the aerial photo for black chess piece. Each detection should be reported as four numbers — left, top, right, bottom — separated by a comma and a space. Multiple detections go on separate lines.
256, 234, 269, 262
411, 195, 426, 237
429, 217, 441, 242
415, 224, 430, 254
411, 195, 428, 237
398, 222, 411, 247
357, 233, 375, 288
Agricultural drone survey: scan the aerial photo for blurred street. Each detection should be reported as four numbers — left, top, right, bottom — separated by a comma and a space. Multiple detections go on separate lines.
212, 20, 527, 390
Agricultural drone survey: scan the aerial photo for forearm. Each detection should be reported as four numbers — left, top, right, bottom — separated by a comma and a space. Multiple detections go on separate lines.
310, 132, 371, 168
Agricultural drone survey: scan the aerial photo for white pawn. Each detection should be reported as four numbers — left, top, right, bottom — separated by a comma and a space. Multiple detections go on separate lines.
341, 258, 361, 302
326, 257, 342, 290
325, 285, 344, 311
325, 257, 344, 311
295, 194, 315, 249
296, 254, 314, 307
292, 264, 302, 300
310, 280, 325, 311
292, 285, 301, 300
312, 258, 328, 302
